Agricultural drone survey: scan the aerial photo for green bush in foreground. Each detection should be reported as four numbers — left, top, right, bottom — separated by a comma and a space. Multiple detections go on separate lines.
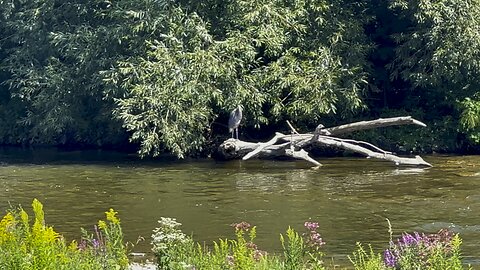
0, 199, 128, 270
151, 218, 326, 270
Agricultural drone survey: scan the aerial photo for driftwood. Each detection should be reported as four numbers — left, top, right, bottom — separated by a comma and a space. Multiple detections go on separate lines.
218, 116, 432, 168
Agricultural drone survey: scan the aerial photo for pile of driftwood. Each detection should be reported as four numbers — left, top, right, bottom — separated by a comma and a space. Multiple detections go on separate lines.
218, 116, 432, 167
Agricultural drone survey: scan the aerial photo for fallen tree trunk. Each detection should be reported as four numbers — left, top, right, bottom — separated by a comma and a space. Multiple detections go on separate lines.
218, 116, 432, 168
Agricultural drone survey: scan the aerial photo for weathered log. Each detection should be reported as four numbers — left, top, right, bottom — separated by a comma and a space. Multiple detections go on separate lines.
242, 132, 285, 160
218, 138, 288, 159
217, 116, 432, 167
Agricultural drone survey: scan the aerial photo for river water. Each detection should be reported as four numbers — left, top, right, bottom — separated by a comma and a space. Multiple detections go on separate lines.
0, 148, 479, 266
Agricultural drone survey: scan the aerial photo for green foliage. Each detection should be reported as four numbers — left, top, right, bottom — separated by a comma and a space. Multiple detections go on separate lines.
1, 0, 480, 155
151, 218, 471, 270
384, 230, 468, 270
390, 0, 480, 88
151, 220, 328, 269
460, 96, 480, 143
1, 0, 371, 157
0, 199, 129, 269
151, 217, 192, 269
0, 0, 126, 147
387, 0, 480, 150
348, 243, 386, 270
104, 0, 371, 157
281, 226, 306, 270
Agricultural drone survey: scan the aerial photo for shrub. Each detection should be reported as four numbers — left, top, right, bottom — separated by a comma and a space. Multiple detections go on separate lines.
383, 229, 466, 269
0, 199, 129, 269
152, 217, 470, 270
151, 219, 327, 270
350, 229, 470, 270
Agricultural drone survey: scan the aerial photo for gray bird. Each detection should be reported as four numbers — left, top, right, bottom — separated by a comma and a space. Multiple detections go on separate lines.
228, 105, 243, 139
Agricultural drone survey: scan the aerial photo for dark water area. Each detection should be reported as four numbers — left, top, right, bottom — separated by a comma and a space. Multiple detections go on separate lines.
0, 147, 479, 266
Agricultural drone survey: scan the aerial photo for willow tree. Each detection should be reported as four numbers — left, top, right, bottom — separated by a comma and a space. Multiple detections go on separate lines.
389, 0, 480, 148
0, 0, 129, 146
106, 0, 371, 158
1, 0, 372, 157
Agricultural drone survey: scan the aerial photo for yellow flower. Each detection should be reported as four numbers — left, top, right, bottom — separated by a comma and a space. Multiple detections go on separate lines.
105, 208, 120, 224
69, 240, 78, 251
0, 212, 14, 228
0, 213, 15, 244
98, 220, 107, 230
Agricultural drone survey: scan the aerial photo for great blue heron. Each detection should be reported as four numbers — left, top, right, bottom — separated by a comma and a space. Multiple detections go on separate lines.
228, 105, 243, 139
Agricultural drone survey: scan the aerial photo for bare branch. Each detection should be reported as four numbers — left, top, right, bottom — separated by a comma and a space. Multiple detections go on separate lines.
326, 116, 427, 136
326, 137, 392, 155
315, 136, 432, 167
242, 132, 285, 160
286, 120, 300, 134
285, 148, 322, 167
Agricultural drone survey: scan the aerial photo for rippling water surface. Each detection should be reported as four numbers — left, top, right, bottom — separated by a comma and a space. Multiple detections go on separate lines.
0, 148, 479, 266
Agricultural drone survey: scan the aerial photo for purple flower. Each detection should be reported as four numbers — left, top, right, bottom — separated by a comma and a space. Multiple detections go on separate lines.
383, 249, 397, 267
231, 221, 251, 231
401, 233, 419, 246
92, 239, 100, 249
78, 239, 87, 251
304, 221, 319, 231
246, 242, 258, 250
309, 232, 325, 246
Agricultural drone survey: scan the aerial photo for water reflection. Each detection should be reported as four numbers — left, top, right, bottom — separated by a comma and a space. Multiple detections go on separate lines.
0, 149, 479, 266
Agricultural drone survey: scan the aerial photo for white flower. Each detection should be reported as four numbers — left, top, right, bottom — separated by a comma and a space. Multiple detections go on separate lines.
151, 217, 189, 253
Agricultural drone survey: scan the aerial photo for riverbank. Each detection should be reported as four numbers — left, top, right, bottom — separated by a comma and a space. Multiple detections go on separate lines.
1, 151, 479, 266
0, 201, 469, 269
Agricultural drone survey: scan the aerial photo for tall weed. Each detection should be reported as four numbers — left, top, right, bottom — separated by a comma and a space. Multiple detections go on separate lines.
0, 199, 129, 270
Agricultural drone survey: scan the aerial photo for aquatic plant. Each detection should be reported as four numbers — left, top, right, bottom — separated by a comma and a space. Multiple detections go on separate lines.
0, 199, 129, 269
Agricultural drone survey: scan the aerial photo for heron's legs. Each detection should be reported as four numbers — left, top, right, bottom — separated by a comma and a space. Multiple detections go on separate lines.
236, 128, 239, 140
231, 131, 234, 139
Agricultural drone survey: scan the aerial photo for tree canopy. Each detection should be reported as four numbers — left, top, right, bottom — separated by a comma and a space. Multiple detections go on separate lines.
0, 0, 479, 157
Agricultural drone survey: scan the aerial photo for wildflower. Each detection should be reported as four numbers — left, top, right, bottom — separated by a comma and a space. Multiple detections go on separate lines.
151, 217, 189, 254
105, 209, 120, 224
246, 242, 257, 250
226, 255, 235, 266
400, 232, 419, 246
231, 221, 251, 231
253, 249, 267, 261
383, 249, 397, 267
78, 239, 87, 251
303, 221, 325, 249
98, 220, 107, 230
385, 229, 457, 268
92, 238, 100, 249
157, 217, 182, 229
307, 231, 325, 248
304, 221, 319, 231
